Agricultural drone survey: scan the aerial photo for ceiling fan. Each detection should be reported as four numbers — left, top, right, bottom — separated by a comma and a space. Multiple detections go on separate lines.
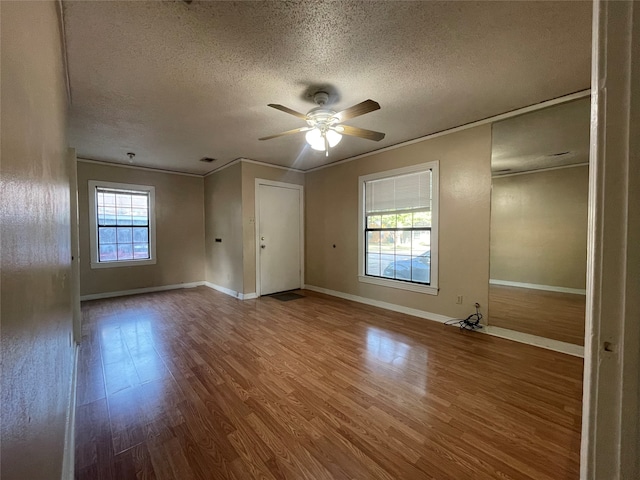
259, 92, 385, 156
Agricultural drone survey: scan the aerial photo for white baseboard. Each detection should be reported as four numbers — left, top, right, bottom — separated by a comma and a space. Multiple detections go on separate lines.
481, 326, 584, 357
203, 282, 257, 300
61, 343, 78, 480
489, 279, 586, 295
80, 281, 204, 301
303, 284, 453, 323
303, 284, 583, 357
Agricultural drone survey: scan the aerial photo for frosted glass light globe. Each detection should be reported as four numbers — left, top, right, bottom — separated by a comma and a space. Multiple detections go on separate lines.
326, 129, 342, 147
306, 128, 342, 151
305, 128, 325, 151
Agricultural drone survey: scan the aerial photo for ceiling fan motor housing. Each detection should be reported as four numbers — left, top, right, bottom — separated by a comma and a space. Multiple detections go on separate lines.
313, 91, 330, 106
306, 107, 338, 131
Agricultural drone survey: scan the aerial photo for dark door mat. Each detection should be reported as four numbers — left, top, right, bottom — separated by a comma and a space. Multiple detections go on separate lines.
269, 292, 305, 302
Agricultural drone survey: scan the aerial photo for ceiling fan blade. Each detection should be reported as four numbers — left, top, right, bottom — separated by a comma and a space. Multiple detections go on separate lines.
267, 104, 308, 120
259, 126, 311, 141
334, 99, 380, 122
337, 125, 385, 141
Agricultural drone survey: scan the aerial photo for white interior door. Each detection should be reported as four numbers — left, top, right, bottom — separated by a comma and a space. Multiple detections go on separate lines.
257, 182, 302, 295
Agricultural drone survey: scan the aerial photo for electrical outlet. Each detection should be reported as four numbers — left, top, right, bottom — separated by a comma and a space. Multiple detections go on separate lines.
456, 295, 463, 305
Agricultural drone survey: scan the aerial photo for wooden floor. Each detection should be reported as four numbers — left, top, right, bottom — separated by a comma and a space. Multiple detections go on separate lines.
75, 287, 583, 479
488, 285, 586, 345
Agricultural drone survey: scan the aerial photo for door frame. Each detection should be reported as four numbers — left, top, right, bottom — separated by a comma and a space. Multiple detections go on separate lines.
581, 1, 639, 478
254, 178, 305, 297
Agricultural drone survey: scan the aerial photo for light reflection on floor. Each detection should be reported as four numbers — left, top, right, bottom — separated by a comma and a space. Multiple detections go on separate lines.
98, 314, 168, 395
365, 326, 428, 395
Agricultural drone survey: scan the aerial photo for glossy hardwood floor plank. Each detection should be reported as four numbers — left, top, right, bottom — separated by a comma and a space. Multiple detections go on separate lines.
76, 287, 582, 479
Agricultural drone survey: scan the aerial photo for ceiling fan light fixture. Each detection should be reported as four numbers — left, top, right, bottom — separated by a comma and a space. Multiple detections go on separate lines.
261, 97, 383, 153
305, 128, 325, 151
305, 127, 342, 151
326, 129, 342, 147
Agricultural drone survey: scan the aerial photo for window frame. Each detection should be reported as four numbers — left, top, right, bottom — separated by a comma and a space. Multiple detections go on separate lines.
358, 161, 439, 295
88, 180, 157, 269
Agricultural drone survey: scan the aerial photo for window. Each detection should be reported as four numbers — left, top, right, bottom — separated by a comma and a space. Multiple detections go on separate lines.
88, 181, 156, 268
358, 162, 438, 294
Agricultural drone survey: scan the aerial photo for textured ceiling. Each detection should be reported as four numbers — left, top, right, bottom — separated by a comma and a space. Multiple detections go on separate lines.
63, 0, 592, 175
491, 97, 591, 175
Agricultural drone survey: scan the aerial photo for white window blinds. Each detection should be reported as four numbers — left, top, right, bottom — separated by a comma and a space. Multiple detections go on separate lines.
365, 170, 431, 215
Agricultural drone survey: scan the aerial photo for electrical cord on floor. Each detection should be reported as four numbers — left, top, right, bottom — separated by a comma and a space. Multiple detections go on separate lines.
445, 303, 483, 331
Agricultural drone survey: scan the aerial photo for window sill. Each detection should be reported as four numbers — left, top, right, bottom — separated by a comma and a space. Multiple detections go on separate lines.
91, 258, 156, 269
358, 275, 438, 295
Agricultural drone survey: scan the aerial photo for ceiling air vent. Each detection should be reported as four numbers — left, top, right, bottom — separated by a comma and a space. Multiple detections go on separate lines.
199, 157, 216, 163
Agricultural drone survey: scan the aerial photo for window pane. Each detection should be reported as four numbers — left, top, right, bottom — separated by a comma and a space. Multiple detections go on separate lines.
381, 251, 397, 278
99, 244, 117, 262
98, 227, 116, 244
117, 207, 132, 217
97, 207, 105, 225
133, 227, 148, 243
116, 211, 133, 225
411, 256, 430, 283
117, 227, 133, 243
397, 213, 412, 228
117, 244, 133, 260
366, 231, 381, 254
381, 214, 396, 228
102, 192, 116, 205
411, 231, 431, 284
367, 215, 381, 229
131, 195, 148, 208
133, 243, 149, 259
392, 254, 412, 280
132, 208, 148, 226
413, 229, 431, 252
366, 231, 381, 276
116, 194, 131, 207
395, 230, 411, 256
366, 253, 380, 276
379, 231, 395, 256
412, 211, 431, 227
103, 206, 117, 225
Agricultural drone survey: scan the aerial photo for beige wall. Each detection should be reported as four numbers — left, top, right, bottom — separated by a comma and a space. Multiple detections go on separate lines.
204, 162, 243, 293
0, 2, 75, 478
77, 161, 205, 295
490, 165, 588, 289
241, 162, 305, 294
203, 160, 304, 295
305, 125, 492, 319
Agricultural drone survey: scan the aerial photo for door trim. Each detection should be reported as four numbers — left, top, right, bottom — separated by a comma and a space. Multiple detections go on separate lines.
254, 179, 304, 297
581, 1, 639, 478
